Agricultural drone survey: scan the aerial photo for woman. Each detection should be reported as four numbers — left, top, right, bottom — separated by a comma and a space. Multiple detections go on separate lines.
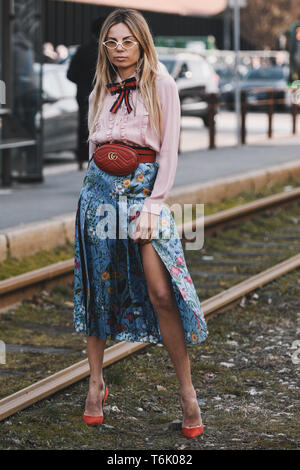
73, 8, 208, 438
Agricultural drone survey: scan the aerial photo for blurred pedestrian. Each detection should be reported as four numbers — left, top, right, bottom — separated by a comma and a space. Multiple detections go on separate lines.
73, 7, 208, 438
55, 44, 69, 64
12, 18, 39, 177
67, 16, 105, 169
43, 42, 58, 63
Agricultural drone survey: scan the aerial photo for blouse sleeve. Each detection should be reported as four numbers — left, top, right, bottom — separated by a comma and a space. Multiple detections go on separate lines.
140, 73, 181, 216
88, 89, 96, 160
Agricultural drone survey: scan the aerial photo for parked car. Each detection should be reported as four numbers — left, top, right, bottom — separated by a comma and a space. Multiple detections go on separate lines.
214, 64, 237, 109
240, 66, 291, 110
158, 52, 219, 126
214, 64, 253, 110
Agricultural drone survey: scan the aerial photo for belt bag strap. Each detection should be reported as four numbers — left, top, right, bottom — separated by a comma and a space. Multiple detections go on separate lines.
134, 149, 156, 163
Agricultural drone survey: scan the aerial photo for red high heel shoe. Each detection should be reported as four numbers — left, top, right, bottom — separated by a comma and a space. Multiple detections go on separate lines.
180, 397, 204, 438
82, 382, 108, 426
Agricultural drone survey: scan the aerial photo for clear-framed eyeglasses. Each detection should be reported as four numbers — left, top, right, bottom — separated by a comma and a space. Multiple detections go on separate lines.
102, 39, 139, 50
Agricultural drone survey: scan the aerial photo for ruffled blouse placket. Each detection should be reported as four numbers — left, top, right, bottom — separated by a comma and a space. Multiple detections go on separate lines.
119, 99, 129, 141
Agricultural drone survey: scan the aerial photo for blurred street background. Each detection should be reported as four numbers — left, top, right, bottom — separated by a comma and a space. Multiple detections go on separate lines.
1, 0, 300, 222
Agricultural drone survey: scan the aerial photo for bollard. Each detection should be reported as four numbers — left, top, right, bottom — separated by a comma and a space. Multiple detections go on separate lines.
208, 93, 216, 149
241, 90, 247, 145
292, 102, 298, 134
268, 89, 274, 139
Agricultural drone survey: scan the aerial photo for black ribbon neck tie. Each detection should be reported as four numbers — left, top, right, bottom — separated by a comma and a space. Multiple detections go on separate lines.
106, 76, 138, 114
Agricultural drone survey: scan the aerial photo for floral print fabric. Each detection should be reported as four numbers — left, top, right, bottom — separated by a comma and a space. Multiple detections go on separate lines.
73, 157, 208, 345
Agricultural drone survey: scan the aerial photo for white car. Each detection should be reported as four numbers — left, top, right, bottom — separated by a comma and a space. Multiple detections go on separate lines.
158, 52, 219, 126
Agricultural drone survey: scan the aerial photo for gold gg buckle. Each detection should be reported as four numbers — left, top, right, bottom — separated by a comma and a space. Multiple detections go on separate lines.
108, 152, 118, 160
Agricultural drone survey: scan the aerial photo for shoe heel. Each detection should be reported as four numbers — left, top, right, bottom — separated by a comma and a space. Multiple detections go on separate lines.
99, 384, 108, 424
82, 383, 108, 426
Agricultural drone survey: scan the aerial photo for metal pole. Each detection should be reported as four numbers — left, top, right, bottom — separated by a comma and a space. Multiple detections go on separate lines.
233, 0, 241, 145
224, 1, 231, 50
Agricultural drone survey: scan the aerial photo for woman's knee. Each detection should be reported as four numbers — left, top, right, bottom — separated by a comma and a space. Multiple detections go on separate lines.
148, 287, 174, 312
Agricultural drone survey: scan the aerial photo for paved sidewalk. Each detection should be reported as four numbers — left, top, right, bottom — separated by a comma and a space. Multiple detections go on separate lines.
1, 133, 300, 230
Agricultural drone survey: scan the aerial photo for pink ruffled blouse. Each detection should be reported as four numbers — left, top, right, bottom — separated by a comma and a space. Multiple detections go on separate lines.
88, 71, 181, 216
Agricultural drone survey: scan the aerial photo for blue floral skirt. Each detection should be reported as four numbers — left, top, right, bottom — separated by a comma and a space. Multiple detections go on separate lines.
73, 155, 208, 345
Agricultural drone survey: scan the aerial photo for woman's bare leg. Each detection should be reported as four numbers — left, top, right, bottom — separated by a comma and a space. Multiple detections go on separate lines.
84, 336, 106, 416
139, 242, 202, 427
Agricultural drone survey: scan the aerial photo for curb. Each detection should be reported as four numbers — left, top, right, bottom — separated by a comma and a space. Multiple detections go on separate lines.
167, 159, 300, 206
1, 159, 300, 262
0, 214, 75, 262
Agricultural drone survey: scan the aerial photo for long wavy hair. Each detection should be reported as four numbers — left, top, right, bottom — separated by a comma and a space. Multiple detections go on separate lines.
87, 8, 164, 144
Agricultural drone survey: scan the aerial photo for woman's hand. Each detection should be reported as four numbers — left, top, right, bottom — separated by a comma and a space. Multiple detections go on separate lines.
133, 211, 159, 245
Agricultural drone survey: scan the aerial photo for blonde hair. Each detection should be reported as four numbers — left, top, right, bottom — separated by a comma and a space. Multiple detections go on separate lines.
87, 8, 163, 144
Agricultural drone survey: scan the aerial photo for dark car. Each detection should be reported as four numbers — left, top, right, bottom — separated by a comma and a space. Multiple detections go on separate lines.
214, 64, 240, 108
241, 66, 291, 110
158, 51, 219, 126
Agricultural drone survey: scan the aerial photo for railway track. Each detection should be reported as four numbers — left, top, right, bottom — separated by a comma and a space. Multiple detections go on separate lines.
1, 186, 300, 421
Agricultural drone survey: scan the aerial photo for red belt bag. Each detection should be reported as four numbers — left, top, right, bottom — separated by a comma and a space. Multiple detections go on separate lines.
93, 141, 156, 176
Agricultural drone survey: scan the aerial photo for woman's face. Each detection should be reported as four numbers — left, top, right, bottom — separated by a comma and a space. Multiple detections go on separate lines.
104, 22, 140, 77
